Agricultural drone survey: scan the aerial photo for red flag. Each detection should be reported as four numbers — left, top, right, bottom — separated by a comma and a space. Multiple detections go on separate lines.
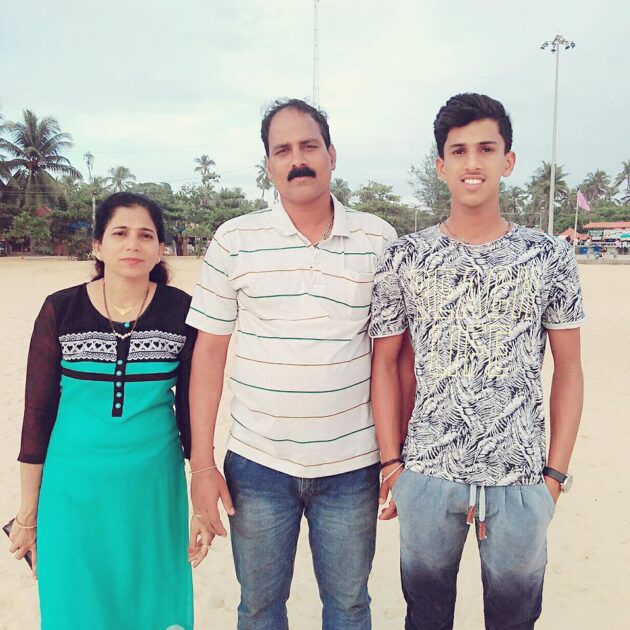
577, 190, 591, 212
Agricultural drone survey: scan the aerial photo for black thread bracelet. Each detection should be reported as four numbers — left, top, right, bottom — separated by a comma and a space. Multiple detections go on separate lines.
380, 457, 403, 470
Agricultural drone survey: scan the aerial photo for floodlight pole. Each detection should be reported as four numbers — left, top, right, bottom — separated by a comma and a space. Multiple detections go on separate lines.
540, 34, 575, 235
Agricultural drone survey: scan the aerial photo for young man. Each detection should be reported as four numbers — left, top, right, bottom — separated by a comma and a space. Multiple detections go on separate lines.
370, 93, 585, 629
186, 98, 397, 630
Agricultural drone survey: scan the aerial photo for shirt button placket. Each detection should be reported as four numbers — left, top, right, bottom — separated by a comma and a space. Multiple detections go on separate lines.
112, 347, 127, 417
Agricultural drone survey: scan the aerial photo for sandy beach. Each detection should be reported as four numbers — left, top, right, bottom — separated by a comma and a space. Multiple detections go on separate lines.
0, 256, 628, 629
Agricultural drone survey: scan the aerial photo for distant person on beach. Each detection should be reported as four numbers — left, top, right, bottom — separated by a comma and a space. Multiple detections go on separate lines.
186, 98, 396, 629
370, 93, 585, 629
8, 192, 196, 629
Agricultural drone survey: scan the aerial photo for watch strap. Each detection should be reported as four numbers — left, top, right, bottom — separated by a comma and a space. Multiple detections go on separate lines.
542, 466, 567, 484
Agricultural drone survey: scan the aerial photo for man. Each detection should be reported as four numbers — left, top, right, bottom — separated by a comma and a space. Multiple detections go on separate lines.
186, 98, 397, 629
370, 93, 585, 629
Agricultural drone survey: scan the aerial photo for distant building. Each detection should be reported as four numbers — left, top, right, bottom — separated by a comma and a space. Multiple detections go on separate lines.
582, 221, 630, 242
559, 227, 588, 243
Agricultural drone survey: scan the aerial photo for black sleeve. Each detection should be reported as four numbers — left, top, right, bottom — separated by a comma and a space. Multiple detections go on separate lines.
18, 298, 62, 464
175, 323, 197, 460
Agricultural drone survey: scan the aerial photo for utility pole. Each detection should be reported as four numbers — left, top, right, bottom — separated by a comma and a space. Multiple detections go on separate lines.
540, 34, 575, 235
313, 0, 320, 106
84, 151, 96, 233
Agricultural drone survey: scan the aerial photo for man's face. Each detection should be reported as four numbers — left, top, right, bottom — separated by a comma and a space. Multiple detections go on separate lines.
436, 118, 515, 212
266, 107, 336, 207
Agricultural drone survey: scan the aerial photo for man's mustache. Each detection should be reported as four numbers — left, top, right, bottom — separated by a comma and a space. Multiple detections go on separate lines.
288, 166, 316, 181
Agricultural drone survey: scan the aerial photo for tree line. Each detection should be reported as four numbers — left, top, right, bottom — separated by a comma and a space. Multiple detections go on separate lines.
1, 109, 629, 256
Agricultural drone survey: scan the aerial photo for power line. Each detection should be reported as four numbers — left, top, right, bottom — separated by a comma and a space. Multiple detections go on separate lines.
63, 143, 219, 155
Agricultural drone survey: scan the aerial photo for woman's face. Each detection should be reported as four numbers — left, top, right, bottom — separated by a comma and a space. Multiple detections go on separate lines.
93, 204, 164, 281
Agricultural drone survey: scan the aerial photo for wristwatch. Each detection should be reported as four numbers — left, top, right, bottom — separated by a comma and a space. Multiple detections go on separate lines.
542, 466, 573, 493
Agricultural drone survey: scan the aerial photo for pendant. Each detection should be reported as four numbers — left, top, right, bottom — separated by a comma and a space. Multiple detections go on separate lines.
114, 305, 135, 316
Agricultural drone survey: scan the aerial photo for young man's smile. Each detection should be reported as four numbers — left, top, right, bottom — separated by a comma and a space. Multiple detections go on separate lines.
436, 118, 515, 212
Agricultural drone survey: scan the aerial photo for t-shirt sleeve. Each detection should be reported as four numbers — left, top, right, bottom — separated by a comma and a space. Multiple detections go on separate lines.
18, 298, 62, 464
542, 241, 586, 330
369, 242, 408, 338
186, 226, 238, 335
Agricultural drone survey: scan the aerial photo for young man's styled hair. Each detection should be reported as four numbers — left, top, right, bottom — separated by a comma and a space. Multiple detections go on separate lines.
433, 93, 513, 158
260, 98, 331, 156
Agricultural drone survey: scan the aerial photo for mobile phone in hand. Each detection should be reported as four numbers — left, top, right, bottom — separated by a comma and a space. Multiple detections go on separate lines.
3, 518, 33, 570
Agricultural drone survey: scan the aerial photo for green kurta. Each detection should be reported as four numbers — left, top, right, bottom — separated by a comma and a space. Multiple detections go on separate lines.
19, 284, 195, 629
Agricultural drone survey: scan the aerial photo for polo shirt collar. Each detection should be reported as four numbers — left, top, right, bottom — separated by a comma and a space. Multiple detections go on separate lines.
271, 193, 350, 238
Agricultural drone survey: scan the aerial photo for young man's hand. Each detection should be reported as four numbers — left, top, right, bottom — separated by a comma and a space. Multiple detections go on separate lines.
544, 476, 561, 505
378, 463, 404, 520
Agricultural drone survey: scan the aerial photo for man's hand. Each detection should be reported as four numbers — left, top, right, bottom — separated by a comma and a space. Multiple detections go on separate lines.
544, 476, 561, 505
378, 463, 404, 521
191, 469, 235, 539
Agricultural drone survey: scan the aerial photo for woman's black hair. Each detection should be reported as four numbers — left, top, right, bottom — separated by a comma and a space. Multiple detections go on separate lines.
92, 191, 170, 283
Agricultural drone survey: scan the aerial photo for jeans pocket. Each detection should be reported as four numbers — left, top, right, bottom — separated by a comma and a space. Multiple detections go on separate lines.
390, 468, 408, 501
224, 450, 233, 467
540, 482, 556, 518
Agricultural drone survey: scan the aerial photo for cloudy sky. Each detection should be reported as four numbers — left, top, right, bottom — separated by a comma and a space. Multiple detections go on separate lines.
1, 0, 628, 202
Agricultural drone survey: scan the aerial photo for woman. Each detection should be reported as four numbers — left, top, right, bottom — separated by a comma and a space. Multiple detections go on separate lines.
9, 192, 208, 629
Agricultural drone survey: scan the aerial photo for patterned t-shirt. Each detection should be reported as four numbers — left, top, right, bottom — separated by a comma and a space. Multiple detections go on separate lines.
369, 224, 585, 485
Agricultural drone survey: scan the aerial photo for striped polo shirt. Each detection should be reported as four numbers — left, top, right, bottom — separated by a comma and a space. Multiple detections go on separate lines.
186, 195, 397, 477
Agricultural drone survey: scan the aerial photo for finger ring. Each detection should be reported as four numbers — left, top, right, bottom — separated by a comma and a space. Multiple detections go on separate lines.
193, 513, 203, 519
204, 544, 211, 550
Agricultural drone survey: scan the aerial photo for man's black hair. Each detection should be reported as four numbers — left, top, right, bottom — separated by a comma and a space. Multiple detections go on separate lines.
261, 98, 331, 156
433, 93, 513, 158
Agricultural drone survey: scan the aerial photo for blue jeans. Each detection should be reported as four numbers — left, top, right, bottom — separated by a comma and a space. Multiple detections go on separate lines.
224, 451, 379, 630
392, 470, 555, 630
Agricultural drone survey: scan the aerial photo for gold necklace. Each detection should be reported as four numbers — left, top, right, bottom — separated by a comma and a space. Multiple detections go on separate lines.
102, 280, 150, 340
442, 218, 511, 245
313, 209, 335, 247
112, 301, 140, 317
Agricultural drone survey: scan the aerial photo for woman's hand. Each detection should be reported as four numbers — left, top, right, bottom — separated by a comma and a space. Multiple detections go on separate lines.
8, 518, 37, 579
188, 514, 215, 568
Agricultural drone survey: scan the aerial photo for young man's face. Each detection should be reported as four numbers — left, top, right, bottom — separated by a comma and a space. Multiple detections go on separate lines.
266, 107, 336, 208
436, 118, 515, 213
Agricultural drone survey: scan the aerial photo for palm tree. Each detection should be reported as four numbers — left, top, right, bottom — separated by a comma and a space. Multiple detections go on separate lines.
614, 160, 630, 205
255, 158, 271, 207
194, 155, 218, 187
331, 177, 352, 205
105, 166, 136, 192
0, 109, 81, 208
499, 184, 526, 215
581, 170, 614, 207
527, 162, 570, 230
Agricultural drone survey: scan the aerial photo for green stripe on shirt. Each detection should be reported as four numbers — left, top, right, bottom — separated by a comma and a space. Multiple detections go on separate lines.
189, 306, 237, 323
232, 414, 374, 444
230, 376, 370, 394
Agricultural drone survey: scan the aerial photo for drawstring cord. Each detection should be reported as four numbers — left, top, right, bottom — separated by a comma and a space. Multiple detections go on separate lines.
466, 484, 487, 540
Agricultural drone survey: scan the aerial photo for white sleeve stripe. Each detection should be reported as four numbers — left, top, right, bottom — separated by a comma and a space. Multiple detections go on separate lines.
542, 318, 586, 330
